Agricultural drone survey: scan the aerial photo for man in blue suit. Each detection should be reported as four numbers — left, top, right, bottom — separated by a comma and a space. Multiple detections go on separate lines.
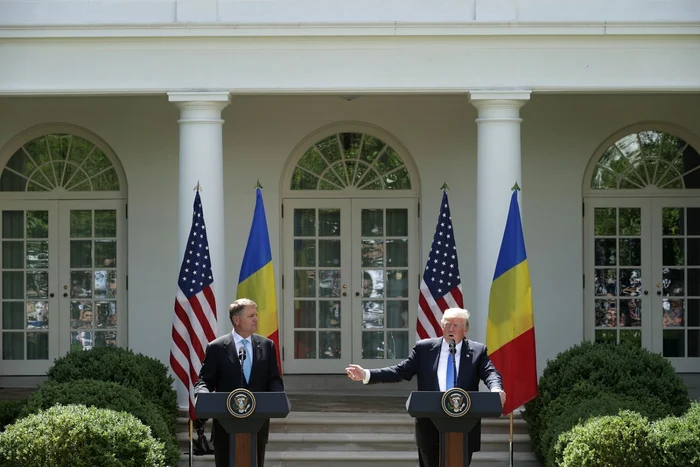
346, 308, 505, 467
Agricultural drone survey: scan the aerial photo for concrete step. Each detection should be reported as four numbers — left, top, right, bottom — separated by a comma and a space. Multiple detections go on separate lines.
177, 451, 540, 467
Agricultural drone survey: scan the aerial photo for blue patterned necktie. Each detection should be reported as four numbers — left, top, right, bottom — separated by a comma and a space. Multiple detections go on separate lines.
243, 339, 252, 383
446, 352, 455, 390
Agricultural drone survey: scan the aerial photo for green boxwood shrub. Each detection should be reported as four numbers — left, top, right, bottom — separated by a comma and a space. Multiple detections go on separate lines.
0, 400, 27, 432
46, 346, 177, 420
558, 410, 654, 467
540, 390, 667, 467
0, 404, 166, 467
523, 341, 689, 460
649, 402, 700, 466
20, 380, 179, 467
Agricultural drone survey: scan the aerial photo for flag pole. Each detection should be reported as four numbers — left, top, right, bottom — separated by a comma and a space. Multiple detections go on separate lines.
509, 412, 514, 466
189, 418, 194, 467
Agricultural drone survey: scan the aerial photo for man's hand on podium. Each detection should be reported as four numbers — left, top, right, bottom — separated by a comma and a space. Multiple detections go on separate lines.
346, 364, 367, 382
490, 387, 506, 407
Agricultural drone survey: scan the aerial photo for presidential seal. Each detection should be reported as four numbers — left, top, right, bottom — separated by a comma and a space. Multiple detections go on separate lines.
226, 388, 256, 419
441, 388, 471, 418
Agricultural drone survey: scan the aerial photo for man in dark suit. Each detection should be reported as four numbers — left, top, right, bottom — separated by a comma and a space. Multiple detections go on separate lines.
195, 298, 284, 467
346, 308, 505, 467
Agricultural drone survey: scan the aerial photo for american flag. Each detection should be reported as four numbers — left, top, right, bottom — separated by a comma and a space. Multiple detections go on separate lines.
417, 190, 463, 340
170, 191, 217, 420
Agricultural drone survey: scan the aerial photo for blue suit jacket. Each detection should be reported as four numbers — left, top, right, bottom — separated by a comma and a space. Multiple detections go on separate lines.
368, 337, 502, 452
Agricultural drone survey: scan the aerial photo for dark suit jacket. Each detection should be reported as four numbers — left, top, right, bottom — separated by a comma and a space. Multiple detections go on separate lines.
194, 332, 284, 444
368, 337, 502, 452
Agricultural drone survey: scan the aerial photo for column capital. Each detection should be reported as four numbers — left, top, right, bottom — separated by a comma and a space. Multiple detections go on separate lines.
469, 90, 531, 103
168, 91, 230, 104
168, 92, 230, 123
470, 91, 531, 121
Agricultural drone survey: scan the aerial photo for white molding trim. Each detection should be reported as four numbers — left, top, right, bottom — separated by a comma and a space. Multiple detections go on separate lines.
0, 22, 699, 39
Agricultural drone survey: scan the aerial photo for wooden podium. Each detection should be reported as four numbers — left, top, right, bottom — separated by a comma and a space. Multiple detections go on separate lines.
406, 390, 502, 467
195, 390, 290, 467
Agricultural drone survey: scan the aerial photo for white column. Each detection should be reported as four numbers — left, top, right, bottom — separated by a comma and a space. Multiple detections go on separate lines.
469, 90, 530, 345
168, 91, 229, 409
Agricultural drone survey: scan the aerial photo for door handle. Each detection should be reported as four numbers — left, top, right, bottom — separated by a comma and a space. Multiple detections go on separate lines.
63, 293, 68, 298
49, 293, 55, 298
342, 292, 347, 297
355, 292, 360, 297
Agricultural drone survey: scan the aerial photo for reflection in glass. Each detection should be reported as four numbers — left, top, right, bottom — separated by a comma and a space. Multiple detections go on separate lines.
688, 239, 700, 266
25, 241, 48, 269
294, 270, 316, 298
318, 270, 340, 298
663, 238, 684, 266
95, 331, 117, 347
70, 240, 92, 268
361, 209, 383, 236
94, 270, 116, 298
363, 301, 384, 329
689, 269, 700, 296
3, 241, 23, 269
3, 302, 24, 329
94, 210, 117, 237
319, 240, 340, 267
318, 209, 340, 237
387, 331, 408, 359
662, 299, 684, 327
387, 270, 408, 298
688, 299, 700, 327
386, 239, 408, 267
594, 329, 617, 344
71, 301, 93, 329
619, 239, 641, 266
71, 330, 94, 352
361, 240, 384, 267
96, 301, 116, 327
663, 268, 684, 296
2, 211, 23, 238
95, 240, 116, 267
319, 331, 341, 359
594, 239, 616, 266
70, 271, 92, 298
70, 210, 92, 238
294, 209, 315, 237
2, 332, 23, 359
294, 331, 316, 359
619, 208, 641, 235
662, 208, 684, 236
618, 299, 641, 327
26, 332, 48, 359
619, 330, 642, 348
594, 208, 616, 236
319, 301, 340, 328
294, 301, 315, 328
595, 268, 618, 296
688, 208, 700, 235
663, 330, 684, 357
294, 240, 315, 267
26, 211, 48, 238
26, 272, 48, 299
3, 271, 23, 299
689, 330, 699, 358
387, 301, 409, 328
26, 301, 48, 329
595, 299, 617, 327
619, 269, 641, 297
386, 209, 408, 236
362, 270, 384, 298
362, 331, 384, 359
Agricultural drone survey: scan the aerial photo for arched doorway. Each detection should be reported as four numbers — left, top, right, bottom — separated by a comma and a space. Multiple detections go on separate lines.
583, 124, 700, 372
281, 123, 420, 373
0, 124, 128, 378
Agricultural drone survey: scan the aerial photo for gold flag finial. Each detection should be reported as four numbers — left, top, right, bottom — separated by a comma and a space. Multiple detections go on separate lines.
193, 181, 201, 192
255, 180, 263, 189
441, 182, 450, 191
512, 182, 520, 191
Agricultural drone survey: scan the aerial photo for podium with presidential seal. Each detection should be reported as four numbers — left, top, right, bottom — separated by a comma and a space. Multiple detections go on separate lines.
195, 389, 291, 467
406, 389, 503, 467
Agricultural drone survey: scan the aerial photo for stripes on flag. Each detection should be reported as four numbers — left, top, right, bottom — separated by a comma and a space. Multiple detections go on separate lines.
417, 190, 463, 340
486, 189, 538, 415
170, 190, 218, 420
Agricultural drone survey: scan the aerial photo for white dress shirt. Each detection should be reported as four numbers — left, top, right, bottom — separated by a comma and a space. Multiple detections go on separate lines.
437, 338, 462, 392
232, 330, 253, 371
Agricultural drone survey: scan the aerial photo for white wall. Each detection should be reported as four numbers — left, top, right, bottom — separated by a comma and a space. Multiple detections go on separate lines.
0, 93, 698, 375
0, 0, 698, 24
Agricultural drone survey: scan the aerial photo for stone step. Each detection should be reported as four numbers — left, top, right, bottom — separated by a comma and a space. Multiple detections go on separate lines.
177, 450, 541, 467
177, 431, 532, 453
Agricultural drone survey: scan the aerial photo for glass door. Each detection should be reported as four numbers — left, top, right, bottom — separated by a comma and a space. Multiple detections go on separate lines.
651, 199, 700, 372
0, 202, 59, 375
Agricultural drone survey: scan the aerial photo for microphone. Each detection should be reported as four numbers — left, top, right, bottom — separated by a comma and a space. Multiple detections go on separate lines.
448, 338, 457, 388
239, 346, 247, 385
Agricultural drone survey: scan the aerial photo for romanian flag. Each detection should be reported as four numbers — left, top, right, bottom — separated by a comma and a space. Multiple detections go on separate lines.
486, 189, 538, 415
237, 187, 282, 372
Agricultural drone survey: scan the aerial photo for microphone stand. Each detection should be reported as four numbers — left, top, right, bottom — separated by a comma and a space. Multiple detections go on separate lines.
449, 339, 458, 389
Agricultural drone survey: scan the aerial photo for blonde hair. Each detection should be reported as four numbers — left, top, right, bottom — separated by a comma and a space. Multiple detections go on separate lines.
441, 308, 470, 328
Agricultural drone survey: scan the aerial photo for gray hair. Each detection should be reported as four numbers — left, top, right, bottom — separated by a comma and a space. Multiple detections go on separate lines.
229, 298, 257, 321
441, 308, 470, 328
